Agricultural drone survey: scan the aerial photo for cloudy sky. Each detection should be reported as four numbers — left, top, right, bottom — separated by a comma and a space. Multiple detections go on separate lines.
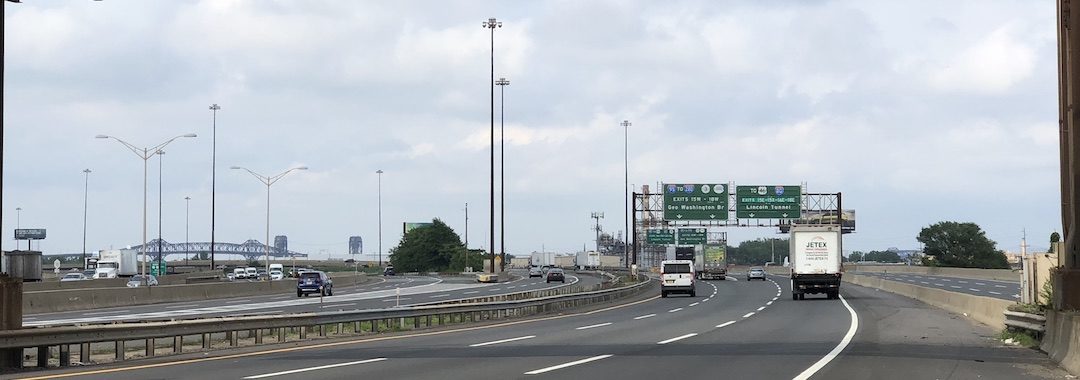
1, 0, 1062, 260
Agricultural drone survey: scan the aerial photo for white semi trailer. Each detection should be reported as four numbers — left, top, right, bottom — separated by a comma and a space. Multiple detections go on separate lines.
95, 249, 139, 278
789, 226, 843, 300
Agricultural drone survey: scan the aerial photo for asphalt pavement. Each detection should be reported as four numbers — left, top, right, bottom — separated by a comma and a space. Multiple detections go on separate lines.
23, 273, 597, 327
852, 271, 1020, 301
10, 273, 1068, 380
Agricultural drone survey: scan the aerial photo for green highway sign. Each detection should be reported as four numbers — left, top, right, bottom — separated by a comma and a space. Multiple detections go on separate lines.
663, 183, 729, 221
150, 261, 167, 276
678, 228, 707, 245
646, 229, 676, 245
736, 185, 802, 219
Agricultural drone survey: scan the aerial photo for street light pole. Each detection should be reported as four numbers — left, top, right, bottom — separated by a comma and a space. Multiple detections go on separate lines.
232, 166, 308, 278
209, 104, 220, 269
591, 212, 604, 253
15, 207, 21, 250
464, 202, 469, 271
622, 120, 631, 268
483, 17, 502, 273
496, 77, 510, 272
157, 150, 165, 274
377, 169, 384, 267
82, 169, 91, 268
185, 196, 190, 265
96, 133, 197, 285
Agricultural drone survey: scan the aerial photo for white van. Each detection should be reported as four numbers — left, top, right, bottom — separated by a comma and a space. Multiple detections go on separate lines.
233, 268, 247, 279
245, 267, 258, 279
660, 260, 696, 298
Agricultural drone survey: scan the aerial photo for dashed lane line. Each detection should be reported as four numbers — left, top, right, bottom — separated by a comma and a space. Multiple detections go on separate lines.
633, 314, 656, 320
668, 308, 683, 313
576, 322, 613, 330
524, 355, 614, 375
716, 321, 736, 328
743, 312, 755, 318
657, 333, 698, 345
243, 358, 387, 379
469, 335, 536, 347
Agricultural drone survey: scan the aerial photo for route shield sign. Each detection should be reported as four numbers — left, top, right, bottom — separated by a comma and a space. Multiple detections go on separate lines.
151, 261, 167, 276
646, 229, 676, 245
678, 228, 707, 245
736, 185, 802, 219
663, 183, 728, 221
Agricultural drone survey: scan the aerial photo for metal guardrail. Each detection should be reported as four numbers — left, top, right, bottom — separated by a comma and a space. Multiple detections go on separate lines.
1004, 310, 1047, 334
0, 276, 654, 369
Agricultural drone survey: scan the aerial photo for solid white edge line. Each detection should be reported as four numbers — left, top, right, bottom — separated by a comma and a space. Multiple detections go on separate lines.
243, 358, 387, 379
657, 333, 698, 345
716, 321, 736, 328
633, 314, 656, 320
524, 354, 614, 375
469, 335, 536, 347
792, 295, 859, 380
576, 322, 613, 330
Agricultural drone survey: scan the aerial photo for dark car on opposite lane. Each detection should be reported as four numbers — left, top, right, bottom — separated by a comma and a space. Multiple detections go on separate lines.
297, 271, 334, 297
546, 268, 565, 283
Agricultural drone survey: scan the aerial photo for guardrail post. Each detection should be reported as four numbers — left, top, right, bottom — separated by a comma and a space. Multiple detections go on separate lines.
202, 333, 210, 349
174, 336, 183, 353
36, 346, 49, 367
425, 315, 432, 327
278, 328, 286, 342
144, 339, 154, 357
229, 331, 238, 346
319, 324, 327, 337
59, 345, 70, 367
337, 323, 345, 335
300, 326, 308, 339
115, 341, 125, 361
255, 329, 263, 344
413, 317, 419, 329
79, 343, 90, 364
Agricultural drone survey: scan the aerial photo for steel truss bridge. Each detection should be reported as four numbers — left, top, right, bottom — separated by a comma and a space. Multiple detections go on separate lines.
130, 239, 308, 261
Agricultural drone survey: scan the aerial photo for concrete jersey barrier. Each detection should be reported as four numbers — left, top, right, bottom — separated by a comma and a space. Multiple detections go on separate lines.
1042, 310, 1080, 376
851, 265, 1019, 282
844, 273, 1013, 330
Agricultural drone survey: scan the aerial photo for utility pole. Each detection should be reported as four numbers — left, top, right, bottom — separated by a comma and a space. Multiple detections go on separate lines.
622, 120, 631, 268
591, 212, 604, 253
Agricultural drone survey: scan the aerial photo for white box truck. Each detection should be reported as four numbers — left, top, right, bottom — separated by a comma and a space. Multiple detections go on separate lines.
696, 245, 728, 280
576, 251, 600, 270
789, 226, 843, 300
95, 249, 139, 278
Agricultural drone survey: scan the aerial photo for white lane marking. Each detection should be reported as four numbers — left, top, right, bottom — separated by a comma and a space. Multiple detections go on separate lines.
657, 333, 698, 345
942, 279, 951, 282
634, 314, 656, 320
743, 312, 755, 318
757, 306, 766, 311
957, 281, 968, 284
668, 308, 683, 313
921, 281, 930, 285
989, 291, 1003, 295
165, 304, 196, 309
976, 282, 986, 286
83, 310, 131, 316
689, 302, 700, 307
576, 322, 613, 330
934, 283, 944, 286
969, 289, 981, 292
772, 297, 778, 301
766, 301, 774, 306
702, 299, 710, 303
488, 288, 502, 292
950, 286, 962, 289
469, 335, 536, 347
321, 303, 356, 308
243, 358, 387, 379
717, 321, 737, 328
792, 295, 859, 380
524, 355, 614, 375
429, 294, 449, 298
995, 285, 1007, 288
463, 291, 479, 294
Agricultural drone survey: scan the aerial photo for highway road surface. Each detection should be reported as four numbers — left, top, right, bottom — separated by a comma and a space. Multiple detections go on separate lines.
23, 273, 597, 327
852, 271, 1020, 301
7, 273, 1068, 380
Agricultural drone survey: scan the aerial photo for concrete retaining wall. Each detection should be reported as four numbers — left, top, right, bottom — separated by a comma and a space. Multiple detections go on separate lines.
1042, 310, 1080, 376
845, 273, 1013, 330
24, 272, 367, 314
851, 265, 1019, 282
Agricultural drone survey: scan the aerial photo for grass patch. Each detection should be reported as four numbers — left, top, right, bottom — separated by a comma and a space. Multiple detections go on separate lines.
998, 329, 1040, 349
1006, 303, 1045, 315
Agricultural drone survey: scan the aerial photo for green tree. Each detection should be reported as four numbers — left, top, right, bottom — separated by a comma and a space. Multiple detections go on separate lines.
863, 250, 903, 263
388, 219, 466, 272
1050, 232, 1061, 253
917, 221, 1009, 269
848, 251, 864, 262
728, 238, 788, 266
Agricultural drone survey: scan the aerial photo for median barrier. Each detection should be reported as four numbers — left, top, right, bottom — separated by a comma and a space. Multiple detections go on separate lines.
24, 271, 221, 292
851, 265, 1019, 282
1042, 310, 1080, 376
24, 273, 369, 314
845, 273, 1013, 330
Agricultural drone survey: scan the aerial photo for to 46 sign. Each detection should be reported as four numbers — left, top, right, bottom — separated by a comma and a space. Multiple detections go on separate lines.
736, 185, 801, 219
663, 184, 728, 221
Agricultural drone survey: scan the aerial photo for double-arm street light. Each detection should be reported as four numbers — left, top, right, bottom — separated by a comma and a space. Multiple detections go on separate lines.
496, 77, 509, 272
483, 17, 502, 273
96, 133, 197, 284
231, 165, 308, 277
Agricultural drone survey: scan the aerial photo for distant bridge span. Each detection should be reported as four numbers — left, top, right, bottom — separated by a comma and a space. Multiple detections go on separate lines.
130, 239, 308, 261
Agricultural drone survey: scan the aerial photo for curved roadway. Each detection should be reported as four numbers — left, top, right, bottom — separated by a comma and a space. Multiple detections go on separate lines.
7, 273, 1068, 380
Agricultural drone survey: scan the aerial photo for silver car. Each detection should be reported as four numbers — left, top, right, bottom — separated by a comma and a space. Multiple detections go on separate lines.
126, 275, 159, 287
747, 267, 767, 281
60, 273, 89, 282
